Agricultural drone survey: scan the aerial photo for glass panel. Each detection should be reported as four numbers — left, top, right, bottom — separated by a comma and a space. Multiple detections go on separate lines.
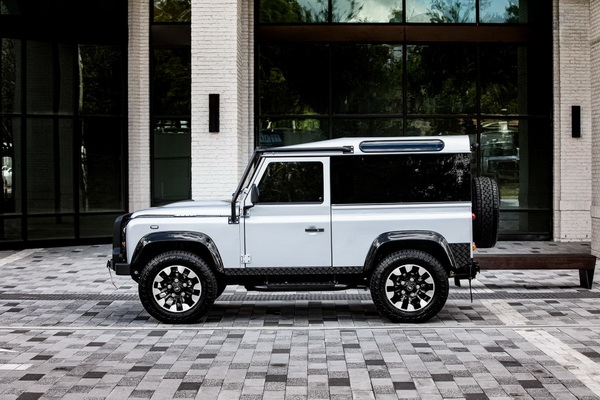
332, 45, 402, 114
332, 118, 403, 137
480, 46, 525, 115
153, 0, 191, 22
79, 45, 123, 116
152, 119, 190, 206
406, 118, 476, 137
81, 118, 123, 211
26, 118, 73, 213
333, 0, 402, 22
28, 216, 74, 240
80, 214, 120, 238
499, 211, 551, 236
26, 118, 55, 213
259, 118, 329, 147
152, 48, 190, 116
480, 119, 551, 211
259, 0, 328, 23
407, 45, 476, 114
331, 154, 471, 204
0, 218, 21, 241
1, 117, 21, 214
26, 41, 54, 114
258, 162, 323, 203
259, 45, 329, 115
406, 0, 475, 23
58, 120, 74, 211
0, 0, 20, 14
480, 0, 526, 23
1, 38, 22, 114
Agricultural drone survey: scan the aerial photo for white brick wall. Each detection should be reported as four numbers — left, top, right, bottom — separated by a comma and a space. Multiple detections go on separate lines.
191, 0, 253, 200
553, 0, 593, 241
127, 0, 151, 211
591, 0, 600, 256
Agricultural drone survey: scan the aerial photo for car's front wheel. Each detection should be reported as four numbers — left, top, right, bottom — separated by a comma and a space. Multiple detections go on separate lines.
139, 251, 217, 324
370, 250, 449, 323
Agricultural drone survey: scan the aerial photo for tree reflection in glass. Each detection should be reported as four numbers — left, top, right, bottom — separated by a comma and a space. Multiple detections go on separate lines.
333, 45, 402, 114
407, 45, 476, 114
406, 0, 475, 23
259, 45, 329, 115
260, 0, 329, 23
480, 0, 524, 23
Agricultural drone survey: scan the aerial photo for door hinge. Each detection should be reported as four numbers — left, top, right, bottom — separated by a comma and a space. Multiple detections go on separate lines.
241, 254, 251, 264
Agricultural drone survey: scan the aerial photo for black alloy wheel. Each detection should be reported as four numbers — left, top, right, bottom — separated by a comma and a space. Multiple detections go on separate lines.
370, 249, 449, 323
139, 251, 217, 324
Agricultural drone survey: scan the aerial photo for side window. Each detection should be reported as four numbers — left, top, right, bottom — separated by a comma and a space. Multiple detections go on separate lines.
331, 154, 471, 204
258, 161, 323, 203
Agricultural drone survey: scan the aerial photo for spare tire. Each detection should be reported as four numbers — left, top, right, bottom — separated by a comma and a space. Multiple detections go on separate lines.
472, 176, 500, 248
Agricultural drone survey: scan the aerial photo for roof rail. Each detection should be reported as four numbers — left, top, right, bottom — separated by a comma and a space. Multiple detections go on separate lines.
257, 146, 354, 154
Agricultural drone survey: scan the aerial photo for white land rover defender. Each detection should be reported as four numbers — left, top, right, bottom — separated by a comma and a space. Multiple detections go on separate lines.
108, 136, 499, 323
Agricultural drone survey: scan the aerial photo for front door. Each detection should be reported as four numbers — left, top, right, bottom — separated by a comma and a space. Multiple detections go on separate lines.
242, 157, 331, 268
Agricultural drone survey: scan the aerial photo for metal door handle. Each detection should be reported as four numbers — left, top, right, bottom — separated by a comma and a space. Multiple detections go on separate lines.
305, 227, 325, 233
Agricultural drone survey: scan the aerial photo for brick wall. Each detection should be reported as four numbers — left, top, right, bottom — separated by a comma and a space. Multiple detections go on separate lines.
127, 0, 151, 211
591, 0, 600, 255
191, 0, 253, 200
553, 0, 593, 242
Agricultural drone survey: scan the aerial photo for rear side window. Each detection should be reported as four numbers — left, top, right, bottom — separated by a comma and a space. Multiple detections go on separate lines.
331, 154, 470, 204
258, 161, 323, 203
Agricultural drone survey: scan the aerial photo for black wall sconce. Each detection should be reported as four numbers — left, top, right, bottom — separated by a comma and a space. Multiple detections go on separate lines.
572, 105, 581, 138
209, 94, 220, 133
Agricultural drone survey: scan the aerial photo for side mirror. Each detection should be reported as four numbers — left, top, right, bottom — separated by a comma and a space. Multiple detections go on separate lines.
244, 184, 259, 210
250, 184, 260, 204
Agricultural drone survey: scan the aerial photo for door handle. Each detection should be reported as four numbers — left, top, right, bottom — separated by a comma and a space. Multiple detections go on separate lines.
305, 227, 325, 233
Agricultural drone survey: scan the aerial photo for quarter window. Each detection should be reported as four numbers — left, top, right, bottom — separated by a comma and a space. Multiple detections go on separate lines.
331, 154, 471, 204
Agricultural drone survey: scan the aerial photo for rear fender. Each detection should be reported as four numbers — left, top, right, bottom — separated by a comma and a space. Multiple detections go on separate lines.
363, 230, 457, 273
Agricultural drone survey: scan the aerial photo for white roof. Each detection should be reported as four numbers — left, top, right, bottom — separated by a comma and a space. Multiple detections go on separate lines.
267, 135, 472, 155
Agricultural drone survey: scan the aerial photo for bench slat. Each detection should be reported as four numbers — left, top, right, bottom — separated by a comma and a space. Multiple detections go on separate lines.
474, 253, 596, 289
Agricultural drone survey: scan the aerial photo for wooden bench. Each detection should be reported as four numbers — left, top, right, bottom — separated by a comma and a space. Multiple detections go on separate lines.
474, 253, 597, 289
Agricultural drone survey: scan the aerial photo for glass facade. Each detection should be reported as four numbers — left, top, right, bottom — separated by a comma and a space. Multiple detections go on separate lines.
150, 5, 192, 206
257, 0, 552, 239
0, 1, 126, 246
260, 0, 531, 23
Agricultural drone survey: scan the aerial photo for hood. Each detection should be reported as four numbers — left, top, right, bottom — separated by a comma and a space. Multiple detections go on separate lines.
131, 199, 232, 218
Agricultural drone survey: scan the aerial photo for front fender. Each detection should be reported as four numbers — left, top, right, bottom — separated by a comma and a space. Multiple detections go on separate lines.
131, 231, 225, 274
363, 230, 457, 272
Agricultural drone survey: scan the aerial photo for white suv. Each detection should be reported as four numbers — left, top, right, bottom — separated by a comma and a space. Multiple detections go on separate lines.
108, 136, 499, 323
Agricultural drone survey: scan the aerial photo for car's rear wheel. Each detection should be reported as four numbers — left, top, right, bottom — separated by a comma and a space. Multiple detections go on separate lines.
139, 251, 217, 324
370, 250, 449, 323
472, 176, 500, 248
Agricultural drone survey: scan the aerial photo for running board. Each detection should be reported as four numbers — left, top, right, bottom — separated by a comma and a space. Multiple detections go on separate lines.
248, 283, 354, 292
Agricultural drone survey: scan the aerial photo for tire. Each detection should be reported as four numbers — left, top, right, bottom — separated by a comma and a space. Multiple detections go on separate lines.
138, 251, 217, 324
472, 176, 500, 248
370, 250, 449, 323
215, 282, 227, 298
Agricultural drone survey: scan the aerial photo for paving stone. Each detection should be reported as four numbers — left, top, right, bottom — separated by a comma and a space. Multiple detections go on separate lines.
0, 244, 599, 399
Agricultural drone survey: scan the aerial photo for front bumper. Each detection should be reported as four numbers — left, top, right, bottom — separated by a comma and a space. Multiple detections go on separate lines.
107, 259, 131, 275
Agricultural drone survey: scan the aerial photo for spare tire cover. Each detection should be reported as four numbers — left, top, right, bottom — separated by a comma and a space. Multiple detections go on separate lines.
472, 176, 500, 248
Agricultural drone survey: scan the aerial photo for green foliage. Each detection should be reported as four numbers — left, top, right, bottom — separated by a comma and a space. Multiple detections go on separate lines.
79, 46, 123, 116
153, 0, 190, 22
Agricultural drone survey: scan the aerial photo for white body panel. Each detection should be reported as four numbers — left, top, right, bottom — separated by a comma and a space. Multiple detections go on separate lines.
242, 156, 331, 268
125, 200, 242, 268
331, 203, 473, 267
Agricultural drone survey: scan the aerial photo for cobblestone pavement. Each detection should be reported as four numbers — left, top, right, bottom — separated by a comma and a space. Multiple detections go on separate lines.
0, 243, 599, 399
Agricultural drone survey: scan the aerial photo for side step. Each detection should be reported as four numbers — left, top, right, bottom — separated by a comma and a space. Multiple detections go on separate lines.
247, 283, 354, 292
